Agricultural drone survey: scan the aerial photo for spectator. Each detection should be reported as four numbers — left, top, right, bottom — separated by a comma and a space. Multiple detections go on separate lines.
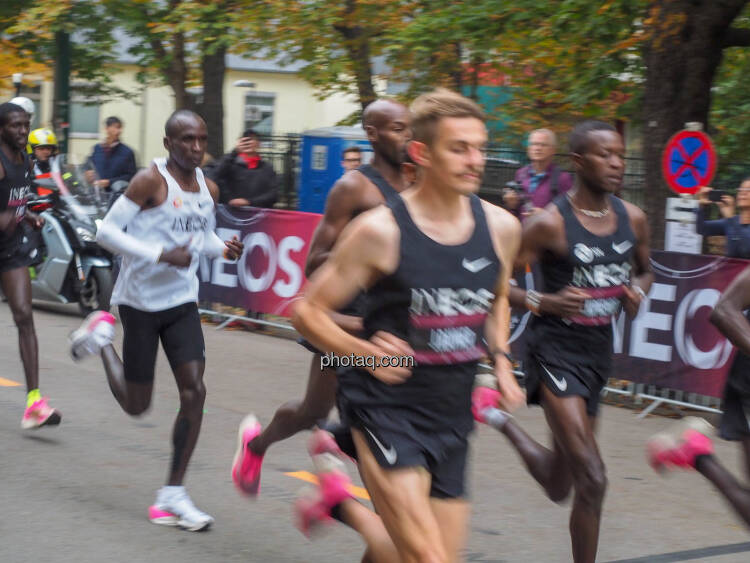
341, 145, 363, 171
207, 129, 279, 208
513, 128, 573, 216
696, 179, 750, 258
85, 116, 137, 190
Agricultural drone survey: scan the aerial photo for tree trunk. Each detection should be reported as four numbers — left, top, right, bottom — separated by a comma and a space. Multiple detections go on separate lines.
199, 44, 226, 160
335, 0, 377, 111
450, 42, 463, 92
348, 37, 377, 111
642, 0, 748, 247
170, 32, 193, 111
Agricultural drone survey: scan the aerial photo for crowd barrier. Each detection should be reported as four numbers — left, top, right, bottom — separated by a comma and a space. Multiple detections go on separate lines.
199, 205, 750, 412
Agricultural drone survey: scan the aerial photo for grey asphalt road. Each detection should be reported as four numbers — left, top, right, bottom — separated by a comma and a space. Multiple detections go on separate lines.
1, 302, 749, 563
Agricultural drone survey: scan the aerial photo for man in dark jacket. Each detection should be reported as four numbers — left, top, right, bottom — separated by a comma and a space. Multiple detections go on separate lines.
86, 116, 137, 190
207, 129, 279, 208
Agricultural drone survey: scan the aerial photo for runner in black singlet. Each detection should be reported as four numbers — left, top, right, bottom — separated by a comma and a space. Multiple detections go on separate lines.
292, 90, 524, 562
474, 120, 653, 563
647, 266, 750, 529
230, 100, 411, 498
0, 102, 60, 430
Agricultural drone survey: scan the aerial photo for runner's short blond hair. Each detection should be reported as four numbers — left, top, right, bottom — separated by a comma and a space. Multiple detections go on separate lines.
410, 88, 485, 146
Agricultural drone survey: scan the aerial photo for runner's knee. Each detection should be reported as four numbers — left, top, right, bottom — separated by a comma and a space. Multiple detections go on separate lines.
179, 381, 206, 410
547, 480, 573, 503
297, 397, 332, 425
571, 452, 607, 505
125, 398, 151, 416
11, 302, 33, 329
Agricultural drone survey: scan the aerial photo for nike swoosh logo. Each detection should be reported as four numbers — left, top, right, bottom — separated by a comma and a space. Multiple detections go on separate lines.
540, 362, 568, 392
612, 240, 633, 254
462, 257, 492, 273
364, 427, 397, 465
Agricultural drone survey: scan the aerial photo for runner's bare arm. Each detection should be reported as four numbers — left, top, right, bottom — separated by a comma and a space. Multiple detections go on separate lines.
0, 160, 16, 232
484, 204, 525, 410
621, 202, 654, 317
305, 173, 366, 277
711, 266, 750, 356
200, 177, 243, 259
293, 207, 411, 384
205, 177, 220, 204
121, 166, 165, 209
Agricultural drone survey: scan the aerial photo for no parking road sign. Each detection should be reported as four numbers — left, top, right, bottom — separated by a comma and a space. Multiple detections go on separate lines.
661, 129, 717, 195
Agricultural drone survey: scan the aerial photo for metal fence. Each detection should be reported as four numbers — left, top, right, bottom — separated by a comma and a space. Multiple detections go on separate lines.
260, 134, 302, 209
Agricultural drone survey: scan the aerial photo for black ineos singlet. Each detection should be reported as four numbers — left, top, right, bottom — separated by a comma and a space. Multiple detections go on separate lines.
529, 193, 635, 367
0, 148, 31, 237
337, 164, 401, 317
339, 194, 500, 431
357, 164, 400, 202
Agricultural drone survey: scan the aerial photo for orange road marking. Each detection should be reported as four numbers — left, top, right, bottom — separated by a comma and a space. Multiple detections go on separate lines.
284, 470, 370, 500
0, 377, 21, 387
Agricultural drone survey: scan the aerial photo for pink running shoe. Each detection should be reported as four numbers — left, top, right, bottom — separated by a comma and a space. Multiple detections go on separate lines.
294, 487, 332, 538
69, 310, 116, 361
231, 414, 263, 496
647, 416, 715, 472
21, 397, 62, 429
312, 453, 354, 509
148, 506, 178, 527
308, 429, 344, 458
472, 373, 501, 424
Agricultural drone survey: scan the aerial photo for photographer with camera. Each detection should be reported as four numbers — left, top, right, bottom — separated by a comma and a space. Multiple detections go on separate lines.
697, 178, 750, 258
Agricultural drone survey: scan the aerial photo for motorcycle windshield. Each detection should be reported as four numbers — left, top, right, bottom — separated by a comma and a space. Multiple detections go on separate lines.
55, 154, 112, 223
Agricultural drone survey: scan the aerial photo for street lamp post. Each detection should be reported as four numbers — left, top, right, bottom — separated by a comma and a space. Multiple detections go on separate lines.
12, 73, 22, 97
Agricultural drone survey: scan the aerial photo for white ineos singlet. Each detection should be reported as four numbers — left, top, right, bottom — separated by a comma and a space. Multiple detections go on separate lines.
111, 157, 215, 312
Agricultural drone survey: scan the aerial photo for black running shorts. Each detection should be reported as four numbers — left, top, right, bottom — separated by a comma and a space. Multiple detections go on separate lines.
719, 355, 750, 441
0, 223, 42, 274
525, 354, 607, 417
341, 400, 471, 499
119, 302, 205, 383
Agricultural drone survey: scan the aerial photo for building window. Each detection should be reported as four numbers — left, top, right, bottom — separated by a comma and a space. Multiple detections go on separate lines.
244, 93, 275, 136
70, 86, 100, 136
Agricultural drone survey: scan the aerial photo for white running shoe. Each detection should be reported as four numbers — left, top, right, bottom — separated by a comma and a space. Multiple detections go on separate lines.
149, 486, 214, 532
69, 310, 116, 361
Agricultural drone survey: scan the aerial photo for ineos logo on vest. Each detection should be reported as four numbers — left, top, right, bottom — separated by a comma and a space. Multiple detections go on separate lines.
171, 216, 208, 233
573, 243, 603, 264
409, 288, 494, 316
7, 185, 29, 203
572, 262, 632, 288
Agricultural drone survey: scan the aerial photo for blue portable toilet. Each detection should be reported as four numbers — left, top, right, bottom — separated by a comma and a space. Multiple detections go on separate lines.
298, 126, 372, 213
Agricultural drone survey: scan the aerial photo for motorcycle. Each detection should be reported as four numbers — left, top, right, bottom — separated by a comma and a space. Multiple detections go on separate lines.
27, 155, 114, 316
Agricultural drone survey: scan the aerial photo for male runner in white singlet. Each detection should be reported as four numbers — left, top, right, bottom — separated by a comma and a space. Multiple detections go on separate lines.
69, 110, 243, 531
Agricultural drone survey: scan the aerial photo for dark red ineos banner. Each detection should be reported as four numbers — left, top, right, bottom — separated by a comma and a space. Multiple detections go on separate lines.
198, 205, 321, 317
510, 252, 749, 398
199, 208, 748, 398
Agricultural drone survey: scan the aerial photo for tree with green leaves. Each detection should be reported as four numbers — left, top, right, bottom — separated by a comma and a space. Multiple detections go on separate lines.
3, 0, 123, 99
106, 0, 243, 159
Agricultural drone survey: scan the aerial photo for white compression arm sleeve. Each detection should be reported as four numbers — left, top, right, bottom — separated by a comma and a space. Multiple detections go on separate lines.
201, 230, 226, 259
96, 196, 162, 263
